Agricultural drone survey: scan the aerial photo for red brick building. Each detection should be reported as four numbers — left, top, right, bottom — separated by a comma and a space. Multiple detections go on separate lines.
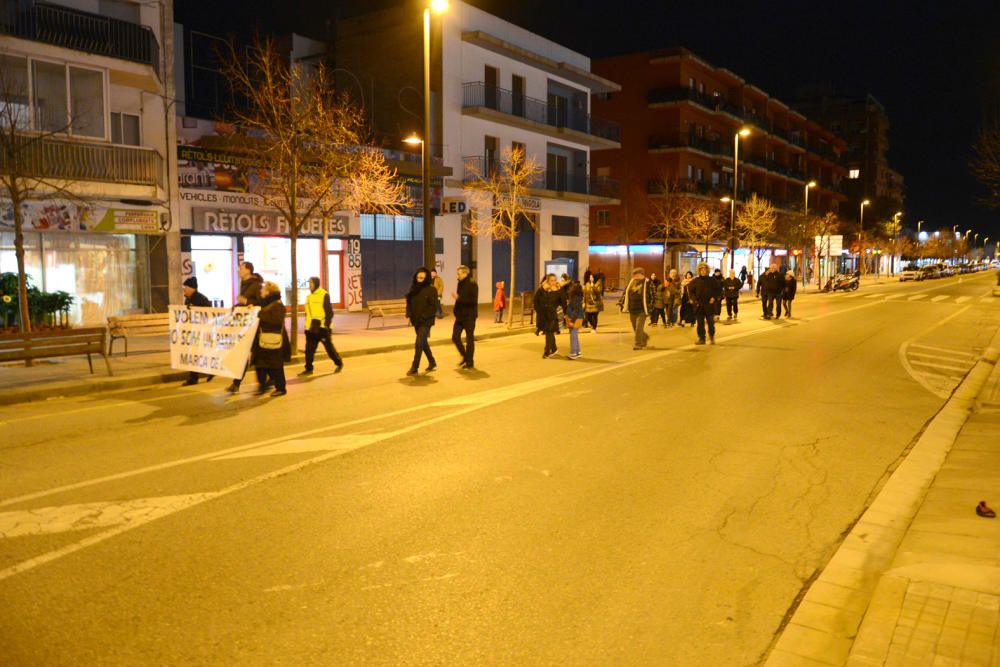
588, 48, 848, 282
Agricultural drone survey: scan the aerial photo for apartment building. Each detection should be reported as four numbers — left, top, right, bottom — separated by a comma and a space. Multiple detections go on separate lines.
337, 1, 620, 301
589, 47, 848, 279
795, 90, 905, 219
0, 0, 177, 325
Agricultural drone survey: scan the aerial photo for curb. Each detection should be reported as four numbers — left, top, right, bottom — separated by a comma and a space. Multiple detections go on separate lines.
0, 325, 536, 407
764, 329, 1000, 666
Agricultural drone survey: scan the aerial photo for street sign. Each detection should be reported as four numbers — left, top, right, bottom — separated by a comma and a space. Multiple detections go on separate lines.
440, 197, 467, 215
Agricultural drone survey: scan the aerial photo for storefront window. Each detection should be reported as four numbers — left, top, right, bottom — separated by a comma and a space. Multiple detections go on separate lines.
243, 237, 321, 305
0, 232, 142, 325
190, 235, 234, 307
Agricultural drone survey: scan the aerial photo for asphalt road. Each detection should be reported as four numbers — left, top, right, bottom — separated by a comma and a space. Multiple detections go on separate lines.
1, 270, 998, 666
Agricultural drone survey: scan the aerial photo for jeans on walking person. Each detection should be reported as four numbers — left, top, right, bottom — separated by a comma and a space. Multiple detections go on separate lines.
695, 307, 715, 342
569, 325, 581, 357
411, 324, 435, 370
725, 296, 739, 318
629, 311, 648, 348
452, 318, 475, 367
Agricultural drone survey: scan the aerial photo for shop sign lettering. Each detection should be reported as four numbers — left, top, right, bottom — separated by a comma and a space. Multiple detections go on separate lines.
192, 208, 348, 237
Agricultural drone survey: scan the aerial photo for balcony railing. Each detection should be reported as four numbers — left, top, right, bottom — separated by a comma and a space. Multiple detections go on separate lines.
462, 82, 620, 143
1, 2, 160, 75
462, 155, 618, 198
0, 136, 163, 187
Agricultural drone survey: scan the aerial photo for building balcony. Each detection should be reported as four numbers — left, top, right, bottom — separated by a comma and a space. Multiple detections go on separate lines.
462, 155, 619, 202
0, 135, 163, 187
648, 134, 732, 158
461, 82, 620, 149
0, 1, 160, 75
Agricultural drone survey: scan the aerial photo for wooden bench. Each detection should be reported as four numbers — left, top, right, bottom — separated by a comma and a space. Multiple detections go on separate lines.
107, 312, 170, 356
0, 328, 112, 375
366, 298, 408, 329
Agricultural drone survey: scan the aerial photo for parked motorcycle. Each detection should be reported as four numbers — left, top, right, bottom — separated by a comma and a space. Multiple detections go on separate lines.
823, 273, 860, 292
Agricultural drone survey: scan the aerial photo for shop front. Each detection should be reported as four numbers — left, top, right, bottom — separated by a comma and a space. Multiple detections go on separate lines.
180, 195, 360, 310
0, 199, 167, 326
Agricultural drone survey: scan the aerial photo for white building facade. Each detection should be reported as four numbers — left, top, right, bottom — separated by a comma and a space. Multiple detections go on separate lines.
435, 3, 620, 299
0, 0, 179, 325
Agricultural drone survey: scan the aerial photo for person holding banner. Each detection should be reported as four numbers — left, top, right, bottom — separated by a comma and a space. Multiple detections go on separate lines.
181, 277, 214, 386
300, 276, 343, 376
253, 281, 291, 396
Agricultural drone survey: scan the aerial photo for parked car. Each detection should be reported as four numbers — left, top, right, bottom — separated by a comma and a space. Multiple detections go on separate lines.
920, 265, 941, 280
938, 264, 954, 277
899, 265, 922, 282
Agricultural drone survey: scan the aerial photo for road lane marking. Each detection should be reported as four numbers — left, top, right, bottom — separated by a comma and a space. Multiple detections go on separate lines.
908, 294, 929, 301
212, 434, 384, 459
930, 295, 949, 303
908, 344, 976, 358
864, 294, 882, 299
897, 306, 974, 398
909, 360, 972, 373
882, 294, 903, 300
956, 296, 972, 304
0, 494, 215, 538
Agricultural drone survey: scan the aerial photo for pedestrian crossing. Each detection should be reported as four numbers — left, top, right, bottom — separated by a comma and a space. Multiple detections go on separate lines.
839, 292, 996, 305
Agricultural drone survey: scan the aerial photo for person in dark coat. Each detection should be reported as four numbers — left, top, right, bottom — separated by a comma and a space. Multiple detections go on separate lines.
533, 273, 563, 358
679, 270, 696, 327
405, 267, 439, 375
618, 267, 654, 350
227, 261, 265, 393
565, 281, 585, 359
689, 262, 723, 344
757, 264, 782, 320
722, 269, 744, 320
739, 265, 748, 284
711, 268, 724, 320
782, 271, 798, 318
252, 281, 290, 396
181, 276, 214, 386
451, 265, 478, 369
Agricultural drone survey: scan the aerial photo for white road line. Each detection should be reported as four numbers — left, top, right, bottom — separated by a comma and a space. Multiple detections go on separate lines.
896, 306, 973, 398
908, 344, 976, 358
908, 294, 929, 301
864, 294, 882, 299
955, 296, 972, 304
906, 352, 972, 364
883, 294, 903, 300
930, 295, 949, 303
908, 360, 971, 372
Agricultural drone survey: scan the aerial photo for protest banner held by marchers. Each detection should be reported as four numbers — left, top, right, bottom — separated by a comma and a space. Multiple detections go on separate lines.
169, 306, 259, 379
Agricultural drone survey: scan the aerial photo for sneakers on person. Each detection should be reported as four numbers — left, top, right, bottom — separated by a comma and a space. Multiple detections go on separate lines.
695, 339, 706, 345
334, 363, 344, 373
182, 377, 198, 386
298, 369, 313, 376
710, 336, 715, 345
406, 368, 419, 376
425, 363, 437, 372
568, 353, 581, 360
270, 389, 287, 397
226, 381, 240, 394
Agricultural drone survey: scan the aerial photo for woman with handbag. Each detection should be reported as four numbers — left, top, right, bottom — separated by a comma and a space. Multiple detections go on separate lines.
253, 281, 291, 397
565, 281, 585, 359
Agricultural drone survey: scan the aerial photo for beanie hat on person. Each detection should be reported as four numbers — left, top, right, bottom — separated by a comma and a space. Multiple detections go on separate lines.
632, 267, 645, 276
183, 277, 198, 289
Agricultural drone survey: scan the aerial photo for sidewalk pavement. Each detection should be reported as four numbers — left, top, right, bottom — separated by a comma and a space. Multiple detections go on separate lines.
0, 303, 533, 405
766, 327, 1000, 666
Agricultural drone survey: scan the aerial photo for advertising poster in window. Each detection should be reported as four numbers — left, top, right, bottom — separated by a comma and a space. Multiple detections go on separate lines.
0, 200, 163, 234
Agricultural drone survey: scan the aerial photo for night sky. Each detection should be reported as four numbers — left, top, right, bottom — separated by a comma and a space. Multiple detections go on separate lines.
176, 0, 1000, 241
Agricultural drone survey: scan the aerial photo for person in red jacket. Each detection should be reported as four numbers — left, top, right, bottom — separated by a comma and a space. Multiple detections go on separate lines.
493, 280, 507, 323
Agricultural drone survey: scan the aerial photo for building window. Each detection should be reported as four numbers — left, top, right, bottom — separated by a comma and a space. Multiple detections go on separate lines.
110, 112, 141, 145
360, 213, 375, 239
552, 215, 579, 236
698, 82, 704, 94
686, 164, 694, 180
697, 168, 704, 182
596, 210, 610, 228
712, 171, 720, 185
849, 169, 860, 179
688, 77, 695, 90
596, 166, 610, 177
3, 56, 107, 138
435, 237, 444, 254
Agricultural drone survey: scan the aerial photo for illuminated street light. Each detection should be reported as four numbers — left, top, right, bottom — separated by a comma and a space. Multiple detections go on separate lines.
859, 199, 870, 274
420, 0, 449, 268
727, 127, 751, 269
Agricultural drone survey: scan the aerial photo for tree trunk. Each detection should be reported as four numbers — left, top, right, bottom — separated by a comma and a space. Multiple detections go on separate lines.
661, 231, 669, 278
289, 225, 299, 355
12, 191, 31, 335
507, 222, 516, 329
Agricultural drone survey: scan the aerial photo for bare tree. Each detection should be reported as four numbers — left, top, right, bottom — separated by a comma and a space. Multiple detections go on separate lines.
810, 212, 840, 288
676, 206, 725, 261
464, 145, 542, 327
220, 37, 407, 352
611, 171, 653, 284
735, 194, 776, 277
647, 178, 711, 276
0, 57, 86, 333
881, 218, 903, 275
971, 115, 1000, 207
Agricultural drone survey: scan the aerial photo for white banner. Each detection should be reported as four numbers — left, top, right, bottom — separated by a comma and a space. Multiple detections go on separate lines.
169, 306, 259, 379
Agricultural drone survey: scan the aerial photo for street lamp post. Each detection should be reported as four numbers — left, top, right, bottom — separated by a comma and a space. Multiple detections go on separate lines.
729, 127, 750, 270
917, 220, 924, 264
421, 0, 449, 269
804, 181, 816, 285
859, 199, 870, 274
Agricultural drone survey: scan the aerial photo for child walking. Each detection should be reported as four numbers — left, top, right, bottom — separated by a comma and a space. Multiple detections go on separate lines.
493, 280, 507, 323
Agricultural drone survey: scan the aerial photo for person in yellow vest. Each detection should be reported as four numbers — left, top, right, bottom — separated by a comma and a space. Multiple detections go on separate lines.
299, 276, 343, 376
